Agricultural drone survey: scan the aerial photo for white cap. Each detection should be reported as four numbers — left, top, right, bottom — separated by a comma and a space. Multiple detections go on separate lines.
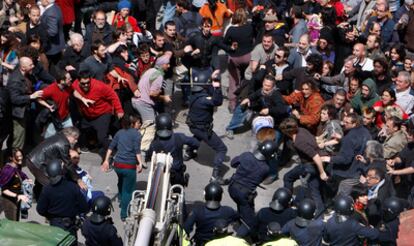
252, 116, 274, 135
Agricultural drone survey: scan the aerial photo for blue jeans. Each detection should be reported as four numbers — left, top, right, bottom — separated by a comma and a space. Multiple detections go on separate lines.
226, 105, 247, 131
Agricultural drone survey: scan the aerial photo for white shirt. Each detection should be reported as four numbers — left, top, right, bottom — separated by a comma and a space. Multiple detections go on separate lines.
396, 88, 414, 115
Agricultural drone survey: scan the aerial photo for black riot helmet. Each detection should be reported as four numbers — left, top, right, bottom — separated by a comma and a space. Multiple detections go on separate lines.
334, 195, 354, 216
204, 182, 223, 210
90, 196, 113, 223
253, 140, 278, 161
155, 113, 173, 138
295, 199, 316, 227
382, 196, 404, 222
333, 195, 354, 223
270, 188, 292, 211
190, 68, 211, 93
46, 159, 63, 185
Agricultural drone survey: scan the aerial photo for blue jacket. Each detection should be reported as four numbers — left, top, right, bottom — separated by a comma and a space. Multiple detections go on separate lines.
330, 126, 372, 179
41, 4, 65, 55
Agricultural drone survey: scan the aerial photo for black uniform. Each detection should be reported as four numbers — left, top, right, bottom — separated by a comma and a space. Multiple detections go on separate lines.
149, 132, 200, 185
228, 152, 269, 237
183, 205, 238, 246
36, 178, 89, 236
187, 87, 227, 172
256, 207, 297, 242
378, 218, 400, 246
82, 218, 123, 246
324, 216, 379, 246
281, 218, 325, 246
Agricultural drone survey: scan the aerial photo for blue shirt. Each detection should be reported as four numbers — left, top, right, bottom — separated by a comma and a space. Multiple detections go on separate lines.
109, 128, 141, 164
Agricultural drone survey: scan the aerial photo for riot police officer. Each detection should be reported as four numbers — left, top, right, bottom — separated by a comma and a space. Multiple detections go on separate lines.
256, 188, 297, 242
324, 195, 379, 245
228, 140, 277, 238
281, 199, 325, 246
36, 159, 89, 238
149, 113, 200, 186
81, 196, 123, 246
378, 196, 405, 245
183, 182, 238, 245
205, 219, 249, 246
186, 68, 228, 183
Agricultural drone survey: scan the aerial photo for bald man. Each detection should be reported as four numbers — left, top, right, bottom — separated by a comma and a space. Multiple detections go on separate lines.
7, 56, 43, 149
351, 43, 374, 71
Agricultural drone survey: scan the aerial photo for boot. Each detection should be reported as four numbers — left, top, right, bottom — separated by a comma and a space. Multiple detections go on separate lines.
210, 168, 229, 185
183, 149, 197, 161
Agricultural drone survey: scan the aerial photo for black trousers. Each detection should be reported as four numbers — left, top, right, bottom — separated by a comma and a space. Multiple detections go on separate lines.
79, 114, 112, 157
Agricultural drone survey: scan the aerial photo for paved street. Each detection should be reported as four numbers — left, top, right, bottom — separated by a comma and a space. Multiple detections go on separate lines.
0, 55, 296, 244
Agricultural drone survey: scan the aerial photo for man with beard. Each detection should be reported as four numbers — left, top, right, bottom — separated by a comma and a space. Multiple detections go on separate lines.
350, 78, 380, 114
72, 70, 124, 157
244, 34, 278, 82
37, 70, 75, 138
84, 10, 114, 48
366, 34, 385, 60
25, 5, 49, 53
364, 2, 396, 47
26, 127, 86, 199
277, 53, 323, 92
287, 34, 319, 69
80, 40, 126, 83
372, 57, 392, 94
282, 80, 325, 132
321, 112, 372, 196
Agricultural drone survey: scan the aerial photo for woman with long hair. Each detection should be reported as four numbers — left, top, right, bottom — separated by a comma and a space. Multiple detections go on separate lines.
0, 30, 19, 86
372, 88, 408, 129
27, 34, 49, 71
223, 8, 254, 111
0, 148, 31, 221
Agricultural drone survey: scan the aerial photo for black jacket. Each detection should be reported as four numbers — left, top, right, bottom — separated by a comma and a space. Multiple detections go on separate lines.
28, 133, 79, 182
6, 68, 32, 119
84, 23, 114, 49
248, 88, 289, 126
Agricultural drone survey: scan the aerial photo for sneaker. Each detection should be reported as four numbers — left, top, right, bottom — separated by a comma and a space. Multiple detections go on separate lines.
210, 176, 230, 185
225, 130, 234, 140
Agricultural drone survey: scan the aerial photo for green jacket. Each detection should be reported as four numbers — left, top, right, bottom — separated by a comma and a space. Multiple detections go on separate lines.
351, 78, 380, 114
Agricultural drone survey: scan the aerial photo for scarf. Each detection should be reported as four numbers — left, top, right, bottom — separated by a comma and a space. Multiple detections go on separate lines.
368, 179, 385, 200
0, 163, 28, 187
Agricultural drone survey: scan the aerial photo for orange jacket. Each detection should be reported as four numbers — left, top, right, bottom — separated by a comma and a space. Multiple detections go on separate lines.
283, 91, 324, 130
199, 2, 232, 36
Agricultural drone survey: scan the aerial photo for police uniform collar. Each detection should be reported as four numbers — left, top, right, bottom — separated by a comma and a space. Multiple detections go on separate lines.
295, 217, 311, 227
335, 214, 349, 223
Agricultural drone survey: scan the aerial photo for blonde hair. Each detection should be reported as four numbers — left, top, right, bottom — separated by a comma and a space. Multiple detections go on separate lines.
231, 8, 248, 25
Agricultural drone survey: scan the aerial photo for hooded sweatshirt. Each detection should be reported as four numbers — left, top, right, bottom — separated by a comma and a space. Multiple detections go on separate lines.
351, 78, 380, 114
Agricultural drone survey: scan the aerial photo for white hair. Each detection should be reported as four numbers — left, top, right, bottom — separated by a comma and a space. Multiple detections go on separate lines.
69, 33, 84, 45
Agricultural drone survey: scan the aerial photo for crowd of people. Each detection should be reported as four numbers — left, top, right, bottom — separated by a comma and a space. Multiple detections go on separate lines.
1, 0, 414, 245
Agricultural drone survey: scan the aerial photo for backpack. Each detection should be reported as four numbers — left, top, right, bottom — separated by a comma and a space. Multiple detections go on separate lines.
178, 12, 201, 38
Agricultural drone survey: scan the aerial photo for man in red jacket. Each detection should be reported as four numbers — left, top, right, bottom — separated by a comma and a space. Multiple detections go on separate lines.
72, 70, 124, 157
